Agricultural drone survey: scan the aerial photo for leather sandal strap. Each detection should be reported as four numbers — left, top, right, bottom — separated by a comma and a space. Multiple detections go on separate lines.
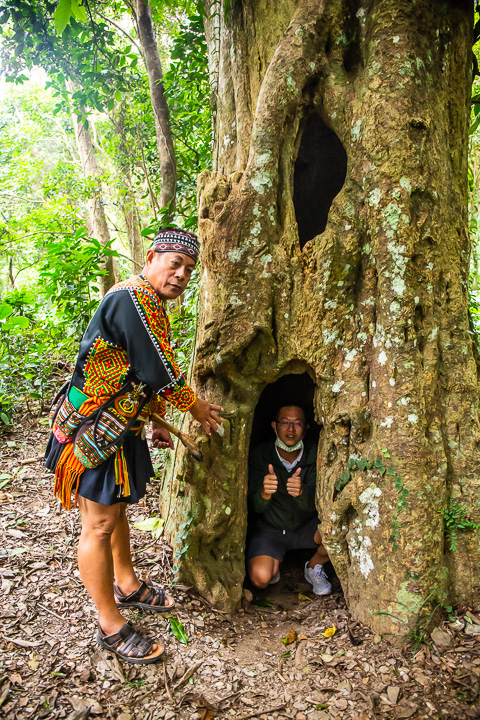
114, 581, 168, 607
153, 587, 166, 606
116, 580, 149, 603
99, 622, 133, 648
120, 630, 153, 658
99, 622, 154, 659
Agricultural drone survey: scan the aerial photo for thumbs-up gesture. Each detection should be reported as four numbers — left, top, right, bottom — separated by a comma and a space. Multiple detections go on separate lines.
287, 467, 302, 497
262, 463, 278, 500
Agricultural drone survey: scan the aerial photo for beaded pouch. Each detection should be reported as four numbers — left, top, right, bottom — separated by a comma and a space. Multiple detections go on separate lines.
73, 382, 150, 469
52, 397, 89, 443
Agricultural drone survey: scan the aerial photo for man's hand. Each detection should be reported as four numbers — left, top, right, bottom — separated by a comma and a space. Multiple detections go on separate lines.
151, 425, 175, 450
189, 397, 223, 435
262, 464, 278, 500
286, 467, 302, 497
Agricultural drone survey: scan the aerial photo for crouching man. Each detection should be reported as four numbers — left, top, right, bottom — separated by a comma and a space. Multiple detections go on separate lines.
247, 404, 332, 596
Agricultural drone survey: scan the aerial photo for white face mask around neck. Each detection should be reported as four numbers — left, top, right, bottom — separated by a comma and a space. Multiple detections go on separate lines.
275, 436, 304, 453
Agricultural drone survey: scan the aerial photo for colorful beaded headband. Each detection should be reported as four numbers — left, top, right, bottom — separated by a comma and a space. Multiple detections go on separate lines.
152, 228, 200, 262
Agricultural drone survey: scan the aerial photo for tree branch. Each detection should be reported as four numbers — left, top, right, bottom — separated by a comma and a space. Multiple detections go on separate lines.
96, 11, 144, 59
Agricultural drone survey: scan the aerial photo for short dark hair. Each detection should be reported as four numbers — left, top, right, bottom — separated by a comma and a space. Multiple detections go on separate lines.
274, 404, 307, 422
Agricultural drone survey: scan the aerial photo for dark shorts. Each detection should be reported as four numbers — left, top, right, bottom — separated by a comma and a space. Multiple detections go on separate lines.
247, 516, 320, 563
45, 432, 154, 506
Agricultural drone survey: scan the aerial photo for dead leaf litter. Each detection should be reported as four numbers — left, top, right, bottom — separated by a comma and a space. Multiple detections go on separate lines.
1, 419, 479, 720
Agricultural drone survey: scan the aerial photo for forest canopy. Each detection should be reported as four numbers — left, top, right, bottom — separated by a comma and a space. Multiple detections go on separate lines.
0, 0, 210, 426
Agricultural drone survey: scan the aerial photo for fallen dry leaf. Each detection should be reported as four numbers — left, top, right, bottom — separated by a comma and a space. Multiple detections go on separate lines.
323, 625, 336, 637
0, 681, 10, 709
199, 710, 216, 720
282, 628, 297, 645
181, 692, 217, 711
27, 652, 39, 671
395, 705, 417, 718
465, 611, 480, 626
387, 686, 400, 704
464, 623, 480, 636
430, 627, 453, 647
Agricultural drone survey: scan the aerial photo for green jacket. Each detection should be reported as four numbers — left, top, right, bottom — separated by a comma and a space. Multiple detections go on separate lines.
248, 440, 317, 532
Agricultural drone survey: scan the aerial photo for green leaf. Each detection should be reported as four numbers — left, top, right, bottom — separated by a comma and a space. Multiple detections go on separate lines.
54, 0, 72, 35
251, 598, 274, 607
0, 303, 13, 321
71, 0, 87, 22
387, 467, 396, 476
134, 516, 163, 534
170, 618, 188, 645
374, 459, 384, 468
196, 0, 207, 16
114, 89, 122, 102
0, 413, 10, 425
470, 112, 480, 135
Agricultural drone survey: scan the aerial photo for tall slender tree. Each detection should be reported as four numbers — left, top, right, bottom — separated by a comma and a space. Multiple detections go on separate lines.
133, 0, 177, 218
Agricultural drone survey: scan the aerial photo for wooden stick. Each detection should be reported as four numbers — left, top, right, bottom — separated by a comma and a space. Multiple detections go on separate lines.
237, 704, 286, 720
151, 413, 203, 462
19, 456, 44, 466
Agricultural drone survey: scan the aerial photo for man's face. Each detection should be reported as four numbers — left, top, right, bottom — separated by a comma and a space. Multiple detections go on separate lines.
144, 249, 195, 299
271, 406, 307, 447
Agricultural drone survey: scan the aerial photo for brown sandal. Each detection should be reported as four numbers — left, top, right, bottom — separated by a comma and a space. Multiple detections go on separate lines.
113, 581, 174, 612
96, 622, 164, 665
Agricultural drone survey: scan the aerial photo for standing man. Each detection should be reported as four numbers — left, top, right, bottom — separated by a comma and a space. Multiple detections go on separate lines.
247, 404, 332, 596
46, 228, 222, 664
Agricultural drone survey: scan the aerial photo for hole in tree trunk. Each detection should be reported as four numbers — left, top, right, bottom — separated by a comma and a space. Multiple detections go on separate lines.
245, 373, 335, 602
293, 113, 347, 249
249, 372, 321, 448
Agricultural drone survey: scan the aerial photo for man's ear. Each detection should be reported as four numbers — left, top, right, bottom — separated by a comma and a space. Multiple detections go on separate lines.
145, 248, 155, 265
271, 420, 276, 432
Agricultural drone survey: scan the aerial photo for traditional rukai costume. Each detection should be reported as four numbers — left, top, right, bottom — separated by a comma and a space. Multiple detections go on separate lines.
46, 230, 199, 510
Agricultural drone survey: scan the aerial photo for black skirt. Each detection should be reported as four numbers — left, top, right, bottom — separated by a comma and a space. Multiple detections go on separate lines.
45, 432, 154, 506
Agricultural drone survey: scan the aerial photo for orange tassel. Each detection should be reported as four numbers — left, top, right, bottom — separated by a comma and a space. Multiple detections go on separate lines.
53, 442, 85, 511
114, 446, 130, 498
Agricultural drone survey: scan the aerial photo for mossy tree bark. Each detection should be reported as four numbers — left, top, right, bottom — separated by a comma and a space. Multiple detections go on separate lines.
161, 0, 480, 633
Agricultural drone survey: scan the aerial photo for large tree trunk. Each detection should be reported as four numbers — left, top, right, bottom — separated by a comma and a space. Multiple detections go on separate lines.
68, 93, 117, 293
162, 0, 480, 633
135, 0, 176, 217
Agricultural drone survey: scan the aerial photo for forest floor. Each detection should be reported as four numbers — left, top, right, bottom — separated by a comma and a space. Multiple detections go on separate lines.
1, 417, 480, 720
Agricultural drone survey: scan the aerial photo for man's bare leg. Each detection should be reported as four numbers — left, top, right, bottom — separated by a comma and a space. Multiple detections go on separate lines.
307, 529, 329, 568
77, 497, 161, 656
110, 506, 174, 607
248, 555, 280, 589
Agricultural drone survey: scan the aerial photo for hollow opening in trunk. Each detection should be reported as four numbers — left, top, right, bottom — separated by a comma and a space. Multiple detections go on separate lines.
245, 373, 332, 600
249, 372, 320, 448
293, 113, 347, 249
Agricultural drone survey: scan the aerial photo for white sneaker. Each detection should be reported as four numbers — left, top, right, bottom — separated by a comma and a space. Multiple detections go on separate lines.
269, 570, 281, 585
304, 562, 332, 596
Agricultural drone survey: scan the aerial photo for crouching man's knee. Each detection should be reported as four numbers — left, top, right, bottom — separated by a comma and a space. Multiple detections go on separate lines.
248, 559, 276, 589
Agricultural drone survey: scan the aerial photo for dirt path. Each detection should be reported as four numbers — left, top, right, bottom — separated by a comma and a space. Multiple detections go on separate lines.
0, 419, 479, 720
